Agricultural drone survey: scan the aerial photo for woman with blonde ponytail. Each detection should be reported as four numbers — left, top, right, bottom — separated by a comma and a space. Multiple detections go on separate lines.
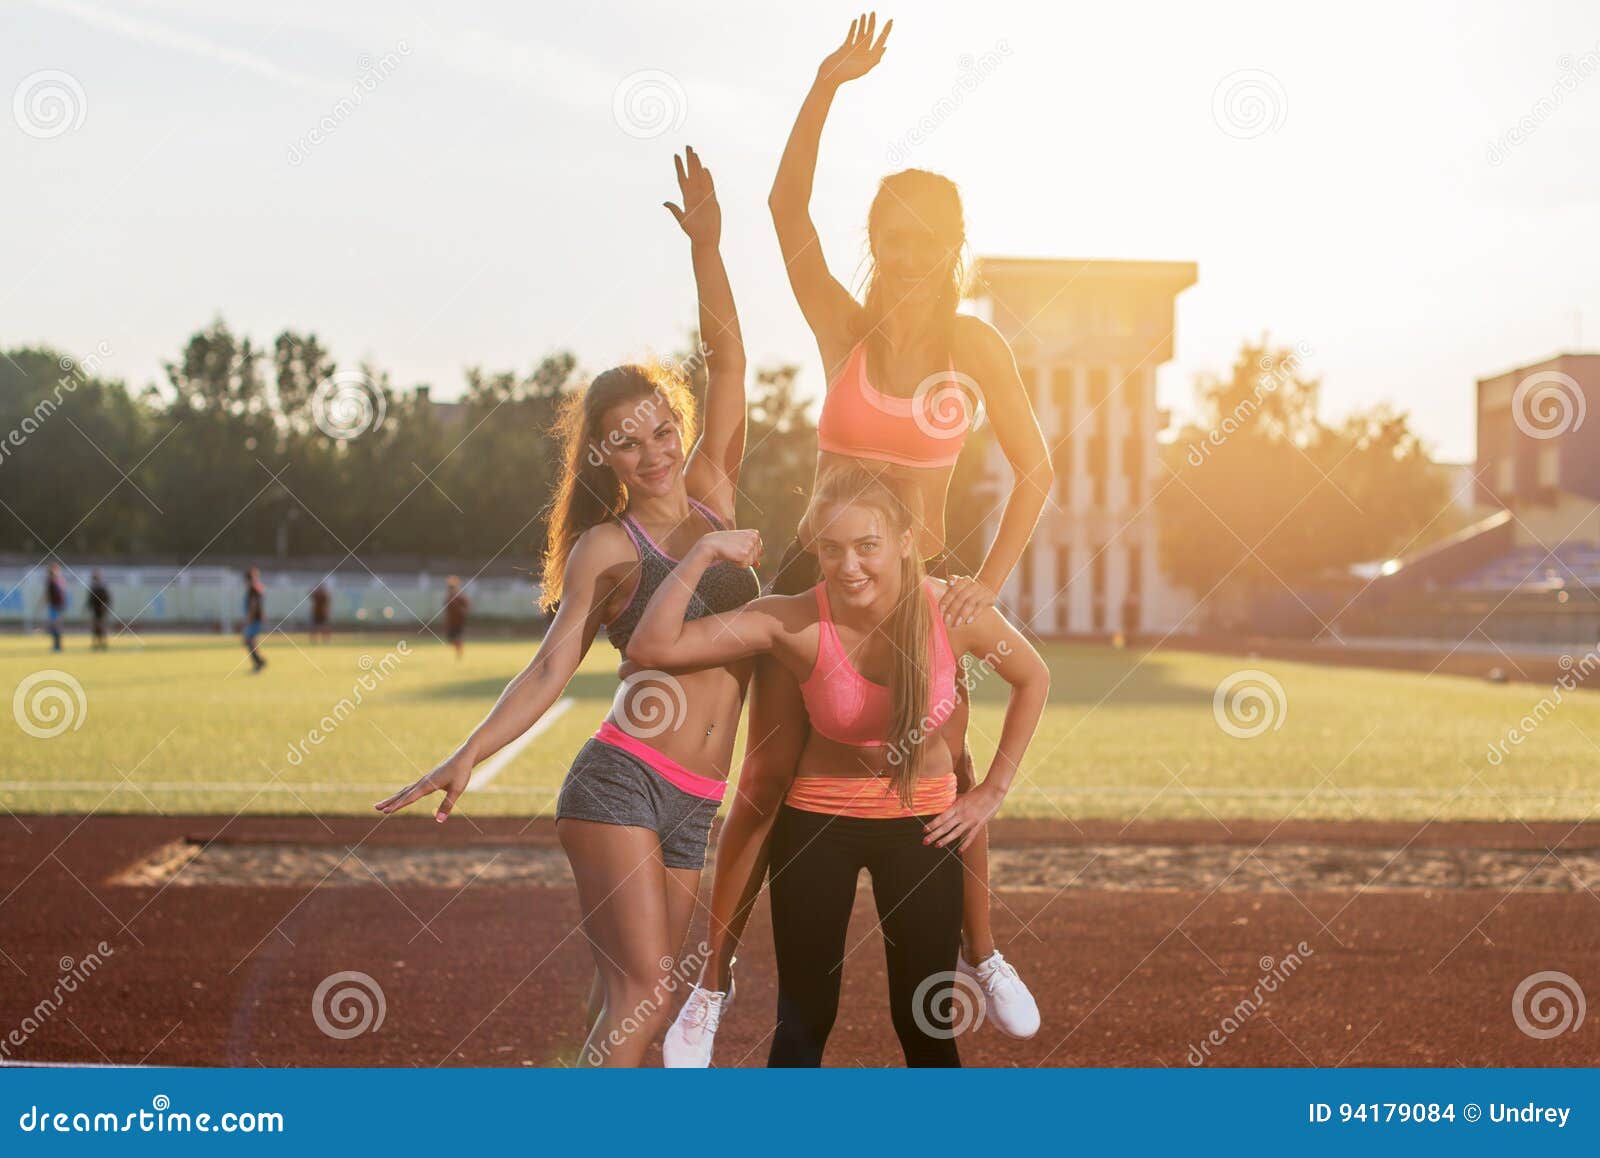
375, 149, 762, 1067
668, 13, 1053, 1064
627, 463, 1051, 1066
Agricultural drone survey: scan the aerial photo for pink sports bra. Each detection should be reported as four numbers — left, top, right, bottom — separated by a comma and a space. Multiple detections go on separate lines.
815, 342, 975, 469
799, 579, 960, 748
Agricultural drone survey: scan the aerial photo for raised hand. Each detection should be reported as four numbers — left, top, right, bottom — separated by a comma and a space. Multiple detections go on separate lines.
817, 12, 892, 87
663, 146, 720, 246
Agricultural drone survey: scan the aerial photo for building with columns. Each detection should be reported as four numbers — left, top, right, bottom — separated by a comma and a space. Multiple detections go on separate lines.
970, 257, 1199, 636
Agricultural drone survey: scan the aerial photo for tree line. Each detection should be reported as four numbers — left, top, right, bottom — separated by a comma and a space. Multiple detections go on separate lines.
0, 320, 816, 571
1, 323, 1458, 623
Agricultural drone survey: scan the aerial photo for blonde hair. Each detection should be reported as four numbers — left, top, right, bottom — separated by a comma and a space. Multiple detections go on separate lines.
804, 464, 932, 805
859, 168, 969, 370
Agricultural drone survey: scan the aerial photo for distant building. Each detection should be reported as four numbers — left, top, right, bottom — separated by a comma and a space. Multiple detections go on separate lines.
1345, 351, 1600, 645
969, 257, 1199, 636
1475, 353, 1600, 546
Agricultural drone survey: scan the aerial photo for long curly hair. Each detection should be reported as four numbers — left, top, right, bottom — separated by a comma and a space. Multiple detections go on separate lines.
539, 363, 698, 612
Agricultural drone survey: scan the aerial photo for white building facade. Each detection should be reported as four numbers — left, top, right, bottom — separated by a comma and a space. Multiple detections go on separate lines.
972, 257, 1198, 636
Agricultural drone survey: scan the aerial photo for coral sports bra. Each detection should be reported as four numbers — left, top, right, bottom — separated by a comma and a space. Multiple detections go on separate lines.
815, 342, 976, 469
799, 578, 960, 748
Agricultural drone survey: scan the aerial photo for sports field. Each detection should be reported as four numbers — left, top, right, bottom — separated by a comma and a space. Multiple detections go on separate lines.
6, 631, 1598, 821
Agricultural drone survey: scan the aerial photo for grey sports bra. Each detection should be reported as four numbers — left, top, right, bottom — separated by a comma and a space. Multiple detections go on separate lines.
604, 498, 760, 652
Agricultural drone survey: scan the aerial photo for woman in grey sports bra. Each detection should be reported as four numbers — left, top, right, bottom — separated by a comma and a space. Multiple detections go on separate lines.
375, 148, 759, 1067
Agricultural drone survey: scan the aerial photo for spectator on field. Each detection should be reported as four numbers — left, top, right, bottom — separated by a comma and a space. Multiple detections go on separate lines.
86, 570, 112, 650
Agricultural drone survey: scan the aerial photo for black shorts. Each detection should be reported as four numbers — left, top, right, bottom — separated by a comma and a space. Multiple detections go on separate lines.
768, 537, 959, 596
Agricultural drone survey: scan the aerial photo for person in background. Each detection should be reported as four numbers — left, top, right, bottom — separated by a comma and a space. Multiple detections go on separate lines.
443, 576, 470, 659
243, 567, 267, 673
310, 580, 333, 644
86, 571, 111, 650
40, 563, 66, 652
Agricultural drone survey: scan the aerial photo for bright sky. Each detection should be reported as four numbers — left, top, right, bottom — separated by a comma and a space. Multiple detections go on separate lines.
6, 0, 1599, 462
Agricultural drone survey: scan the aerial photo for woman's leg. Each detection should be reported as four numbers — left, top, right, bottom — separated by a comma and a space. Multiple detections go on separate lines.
867, 818, 964, 1067
946, 693, 996, 961
662, 863, 705, 986
699, 654, 808, 990
558, 819, 691, 1067
586, 853, 697, 1032
767, 808, 860, 1067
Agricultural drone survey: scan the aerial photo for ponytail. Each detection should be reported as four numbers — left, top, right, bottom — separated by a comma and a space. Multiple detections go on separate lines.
806, 463, 933, 806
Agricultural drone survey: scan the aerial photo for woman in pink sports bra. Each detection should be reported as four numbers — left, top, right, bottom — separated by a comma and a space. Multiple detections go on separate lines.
665, 13, 1053, 1062
628, 464, 1050, 1065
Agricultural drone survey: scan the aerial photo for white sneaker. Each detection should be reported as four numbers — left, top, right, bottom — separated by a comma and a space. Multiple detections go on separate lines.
959, 950, 1040, 1039
662, 976, 734, 1068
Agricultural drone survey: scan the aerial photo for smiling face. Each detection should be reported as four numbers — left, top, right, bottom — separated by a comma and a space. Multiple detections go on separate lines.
592, 391, 684, 499
869, 199, 957, 307
813, 500, 914, 613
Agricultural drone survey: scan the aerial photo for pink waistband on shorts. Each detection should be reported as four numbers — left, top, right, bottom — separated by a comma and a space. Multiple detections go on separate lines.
594, 721, 728, 802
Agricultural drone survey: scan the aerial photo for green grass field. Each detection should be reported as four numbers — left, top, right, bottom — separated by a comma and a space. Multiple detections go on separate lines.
4, 631, 1598, 821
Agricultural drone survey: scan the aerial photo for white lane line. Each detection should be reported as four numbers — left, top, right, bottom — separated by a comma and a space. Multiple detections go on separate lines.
468, 697, 576, 790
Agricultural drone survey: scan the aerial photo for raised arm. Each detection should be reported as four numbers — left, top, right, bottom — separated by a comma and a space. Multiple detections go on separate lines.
668, 147, 747, 515
625, 530, 798, 672
941, 317, 1054, 627
923, 603, 1051, 851
375, 530, 621, 821
769, 15, 891, 348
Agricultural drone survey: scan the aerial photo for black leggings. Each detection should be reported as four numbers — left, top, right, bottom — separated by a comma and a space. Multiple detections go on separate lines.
767, 805, 964, 1067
